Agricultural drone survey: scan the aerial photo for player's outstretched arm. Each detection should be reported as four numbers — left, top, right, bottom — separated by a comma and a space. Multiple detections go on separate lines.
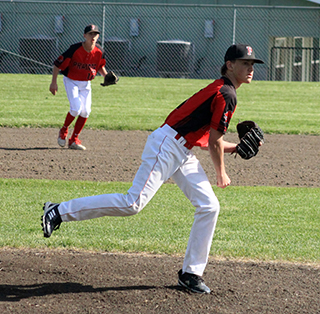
222, 140, 237, 154
49, 65, 60, 95
98, 66, 108, 77
208, 128, 231, 189
199, 139, 236, 154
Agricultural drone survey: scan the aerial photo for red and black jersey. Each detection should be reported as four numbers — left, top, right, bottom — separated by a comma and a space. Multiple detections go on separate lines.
54, 42, 106, 81
164, 77, 237, 147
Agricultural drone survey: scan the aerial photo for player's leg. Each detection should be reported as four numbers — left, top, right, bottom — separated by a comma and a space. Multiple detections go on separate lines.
171, 154, 219, 293
68, 115, 87, 150
42, 127, 186, 235
58, 112, 75, 147
58, 77, 82, 147
69, 81, 91, 150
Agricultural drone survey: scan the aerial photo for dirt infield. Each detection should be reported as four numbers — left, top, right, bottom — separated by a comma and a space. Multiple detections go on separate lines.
1, 127, 319, 187
0, 127, 319, 314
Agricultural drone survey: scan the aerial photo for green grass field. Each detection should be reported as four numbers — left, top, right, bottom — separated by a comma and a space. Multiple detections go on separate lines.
0, 179, 319, 263
0, 74, 319, 264
0, 74, 320, 134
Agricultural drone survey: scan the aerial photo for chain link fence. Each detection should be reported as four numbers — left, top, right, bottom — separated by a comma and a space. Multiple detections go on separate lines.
1, 1, 320, 81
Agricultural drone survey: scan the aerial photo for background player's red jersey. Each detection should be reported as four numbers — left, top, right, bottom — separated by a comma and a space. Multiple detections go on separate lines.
54, 43, 106, 81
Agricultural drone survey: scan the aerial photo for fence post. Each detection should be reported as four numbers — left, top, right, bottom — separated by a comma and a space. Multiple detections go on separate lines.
102, 4, 106, 49
232, 6, 237, 45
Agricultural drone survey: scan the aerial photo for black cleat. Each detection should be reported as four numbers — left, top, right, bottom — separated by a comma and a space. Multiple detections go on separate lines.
42, 202, 62, 238
178, 269, 211, 294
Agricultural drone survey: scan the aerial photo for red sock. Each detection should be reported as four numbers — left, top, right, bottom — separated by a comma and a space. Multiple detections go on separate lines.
62, 112, 76, 130
59, 112, 75, 139
70, 116, 87, 142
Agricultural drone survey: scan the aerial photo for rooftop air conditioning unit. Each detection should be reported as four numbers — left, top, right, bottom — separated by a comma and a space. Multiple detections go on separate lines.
156, 40, 194, 77
104, 38, 130, 73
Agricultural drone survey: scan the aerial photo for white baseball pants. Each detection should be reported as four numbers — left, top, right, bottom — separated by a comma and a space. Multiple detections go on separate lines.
63, 76, 92, 118
58, 124, 220, 276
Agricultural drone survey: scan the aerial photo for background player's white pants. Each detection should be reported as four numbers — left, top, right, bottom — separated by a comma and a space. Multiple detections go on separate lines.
63, 76, 92, 118
58, 124, 220, 276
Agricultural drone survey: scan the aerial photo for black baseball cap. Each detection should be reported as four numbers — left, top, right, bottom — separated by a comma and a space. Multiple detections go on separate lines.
224, 44, 264, 64
84, 24, 100, 34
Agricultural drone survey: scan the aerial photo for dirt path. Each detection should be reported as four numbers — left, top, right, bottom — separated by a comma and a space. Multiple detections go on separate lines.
0, 128, 319, 187
0, 128, 319, 314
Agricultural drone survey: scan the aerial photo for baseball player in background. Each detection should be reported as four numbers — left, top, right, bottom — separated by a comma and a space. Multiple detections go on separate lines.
50, 24, 107, 150
42, 44, 264, 294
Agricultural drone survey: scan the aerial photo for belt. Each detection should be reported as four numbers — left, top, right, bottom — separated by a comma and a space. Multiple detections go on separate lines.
174, 133, 194, 150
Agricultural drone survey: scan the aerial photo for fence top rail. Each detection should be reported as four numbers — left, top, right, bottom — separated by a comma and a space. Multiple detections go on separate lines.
271, 47, 320, 50
1, 0, 320, 10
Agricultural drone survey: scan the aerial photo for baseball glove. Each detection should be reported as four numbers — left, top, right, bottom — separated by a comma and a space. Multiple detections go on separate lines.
101, 71, 119, 87
236, 120, 264, 160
